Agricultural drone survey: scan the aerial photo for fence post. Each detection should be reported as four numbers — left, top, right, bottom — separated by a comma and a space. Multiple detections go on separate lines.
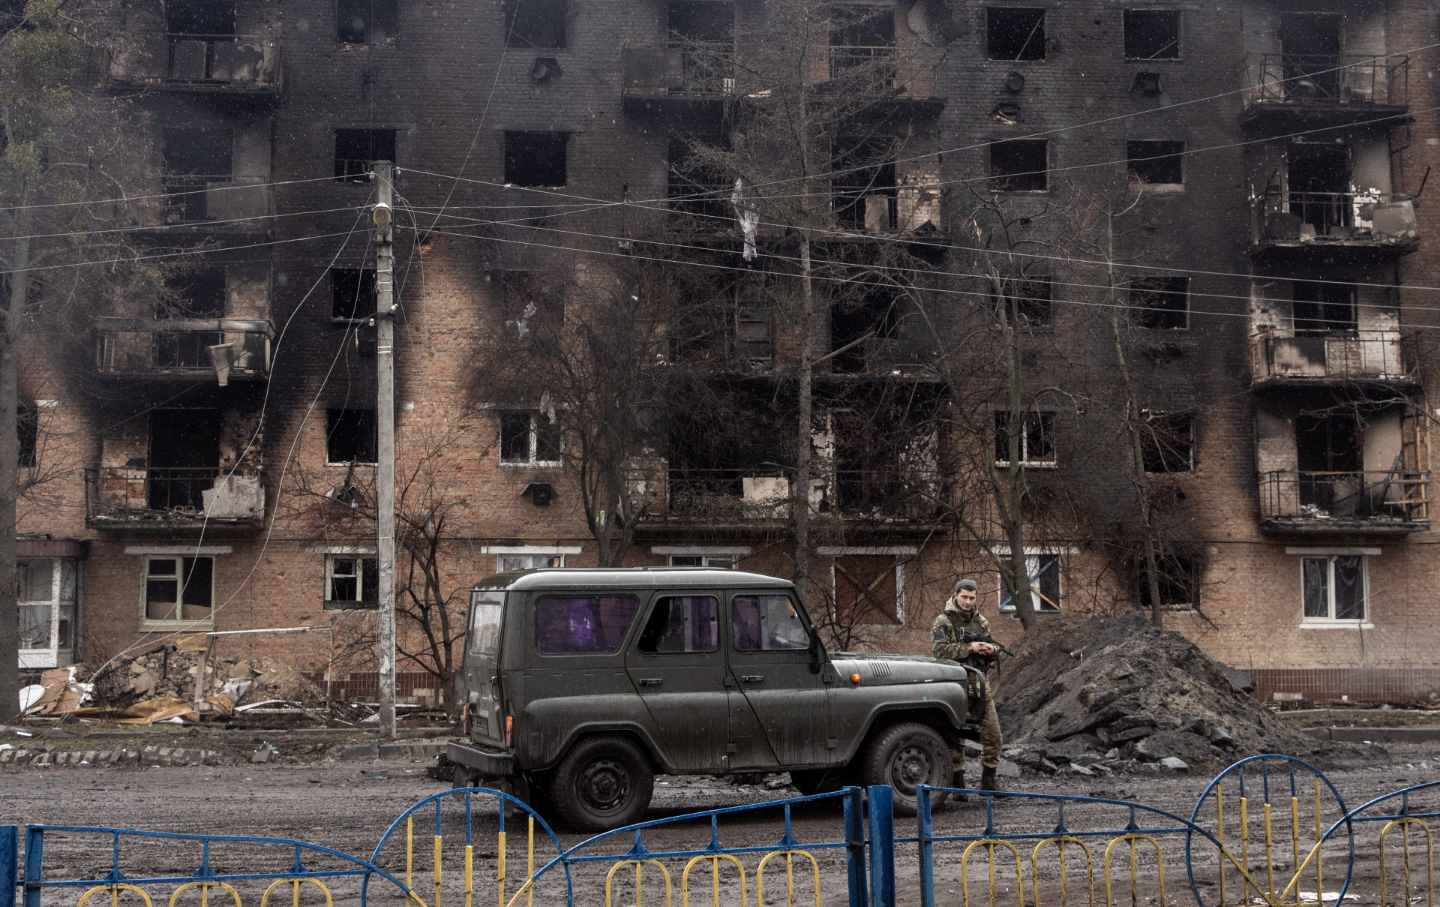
844, 787, 869, 907
867, 786, 895, 907
917, 788, 936, 907
21, 828, 41, 907
1, 827, 16, 907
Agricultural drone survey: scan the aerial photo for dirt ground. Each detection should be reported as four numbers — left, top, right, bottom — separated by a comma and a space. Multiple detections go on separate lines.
7, 743, 1437, 907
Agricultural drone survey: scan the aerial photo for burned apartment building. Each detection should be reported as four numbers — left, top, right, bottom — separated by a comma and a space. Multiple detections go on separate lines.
12, 0, 1440, 706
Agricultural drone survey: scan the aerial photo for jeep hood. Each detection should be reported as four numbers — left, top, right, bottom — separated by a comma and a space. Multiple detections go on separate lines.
830, 652, 973, 685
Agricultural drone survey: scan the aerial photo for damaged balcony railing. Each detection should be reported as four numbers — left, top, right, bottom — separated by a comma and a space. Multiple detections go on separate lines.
638, 467, 944, 523
1251, 330, 1418, 385
164, 33, 281, 89
86, 466, 265, 528
159, 174, 278, 226
1259, 469, 1431, 529
828, 44, 897, 88
96, 317, 274, 381
1249, 53, 1407, 108
621, 43, 734, 98
1254, 190, 1418, 250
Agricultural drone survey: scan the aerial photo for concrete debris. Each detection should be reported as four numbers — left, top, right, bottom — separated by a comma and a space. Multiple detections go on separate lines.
1160, 756, 1189, 771
250, 742, 277, 764
86, 644, 323, 717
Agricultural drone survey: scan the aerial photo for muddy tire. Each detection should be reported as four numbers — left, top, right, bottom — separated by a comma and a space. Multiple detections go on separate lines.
861, 722, 951, 816
790, 769, 844, 797
547, 736, 654, 832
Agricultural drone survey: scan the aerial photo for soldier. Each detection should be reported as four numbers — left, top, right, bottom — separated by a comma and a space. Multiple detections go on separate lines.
930, 578, 1004, 792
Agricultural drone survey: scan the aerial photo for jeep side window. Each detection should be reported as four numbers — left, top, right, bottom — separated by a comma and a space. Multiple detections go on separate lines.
638, 595, 719, 654
534, 593, 640, 655
732, 594, 810, 652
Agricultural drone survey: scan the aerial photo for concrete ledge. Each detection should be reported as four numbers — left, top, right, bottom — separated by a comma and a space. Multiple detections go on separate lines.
1305, 726, 1440, 743
333, 740, 449, 762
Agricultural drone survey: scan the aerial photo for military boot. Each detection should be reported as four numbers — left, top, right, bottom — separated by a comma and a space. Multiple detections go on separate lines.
980, 766, 999, 793
952, 767, 969, 801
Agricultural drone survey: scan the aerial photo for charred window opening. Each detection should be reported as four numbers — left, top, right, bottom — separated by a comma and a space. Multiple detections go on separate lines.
167, 0, 235, 35
504, 131, 568, 188
670, 271, 770, 366
505, 0, 566, 48
1140, 410, 1195, 473
334, 129, 396, 183
492, 270, 564, 340
144, 556, 214, 623
1123, 9, 1179, 60
987, 7, 1045, 61
831, 286, 900, 373
164, 268, 227, 318
668, 137, 729, 222
331, 267, 378, 321
990, 275, 1053, 329
325, 555, 379, 609
1280, 14, 1342, 99
1292, 281, 1357, 334
162, 128, 232, 222
1127, 276, 1189, 329
18, 401, 36, 468
989, 139, 1048, 192
1127, 140, 1184, 186
669, 0, 733, 43
1000, 553, 1062, 613
994, 410, 1055, 465
1287, 142, 1353, 236
830, 5, 895, 83
500, 411, 561, 465
1136, 553, 1198, 610
326, 409, 378, 464
338, 0, 398, 44
148, 410, 220, 510
833, 139, 898, 230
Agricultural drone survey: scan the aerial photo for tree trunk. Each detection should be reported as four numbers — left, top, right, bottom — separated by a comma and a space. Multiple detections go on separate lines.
0, 204, 29, 721
1004, 292, 1036, 629
793, 234, 814, 605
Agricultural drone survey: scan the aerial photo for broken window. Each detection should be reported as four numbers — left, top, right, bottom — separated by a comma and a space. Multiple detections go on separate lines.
500, 411, 561, 465
1287, 142, 1351, 234
162, 128, 233, 222
1302, 554, 1365, 622
990, 276, 1053, 329
1136, 554, 1198, 610
987, 7, 1045, 61
1280, 13, 1342, 99
637, 594, 720, 653
1127, 276, 1189, 329
1292, 281, 1357, 334
1295, 412, 1362, 514
1140, 410, 1195, 473
493, 270, 563, 339
829, 4, 895, 83
326, 409, 378, 464
325, 554, 379, 609
504, 0, 566, 48
831, 285, 900, 373
999, 552, 1062, 613
17, 401, 36, 468
1127, 140, 1184, 187
144, 556, 214, 623
331, 267, 378, 321
833, 138, 898, 230
1123, 9, 1179, 60
164, 268, 227, 318
504, 131, 568, 187
334, 129, 396, 183
732, 594, 810, 651
148, 411, 220, 510
167, 0, 235, 35
337, 0, 398, 44
994, 410, 1055, 466
17, 558, 77, 655
833, 555, 901, 625
534, 593, 641, 654
668, 137, 730, 222
989, 139, 1048, 192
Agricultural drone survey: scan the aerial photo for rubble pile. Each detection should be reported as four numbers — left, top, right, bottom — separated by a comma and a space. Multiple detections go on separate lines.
997, 616, 1318, 773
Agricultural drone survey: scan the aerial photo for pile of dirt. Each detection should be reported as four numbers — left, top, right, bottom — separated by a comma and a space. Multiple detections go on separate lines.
86, 638, 324, 716
996, 617, 1321, 772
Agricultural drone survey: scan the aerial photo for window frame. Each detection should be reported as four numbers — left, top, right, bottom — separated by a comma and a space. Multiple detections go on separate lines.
324, 553, 379, 610
636, 594, 722, 655
336, 0, 399, 45
730, 592, 813, 653
1122, 9, 1181, 61
997, 550, 1063, 614
17, 557, 78, 668
1135, 553, 1200, 611
1127, 276, 1191, 330
18, 401, 37, 468
503, 0, 567, 49
498, 410, 562, 467
533, 592, 642, 657
1126, 140, 1186, 190
333, 128, 398, 183
325, 408, 379, 466
993, 410, 1057, 468
1299, 554, 1369, 625
142, 555, 215, 627
1140, 409, 1196, 473
988, 139, 1050, 193
669, 554, 738, 568
502, 131, 570, 188
330, 267, 378, 322
985, 7, 1047, 61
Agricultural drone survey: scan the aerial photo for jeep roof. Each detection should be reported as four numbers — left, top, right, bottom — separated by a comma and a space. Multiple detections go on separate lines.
475, 567, 796, 592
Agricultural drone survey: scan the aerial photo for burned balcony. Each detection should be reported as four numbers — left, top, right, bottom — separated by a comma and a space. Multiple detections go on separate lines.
85, 466, 265, 532
1250, 330, 1418, 389
1252, 190, 1418, 257
1258, 469, 1430, 534
635, 467, 942, 529
622, 44, 734, 112
1244, 55, 1408, 126
96, 317, 273, 383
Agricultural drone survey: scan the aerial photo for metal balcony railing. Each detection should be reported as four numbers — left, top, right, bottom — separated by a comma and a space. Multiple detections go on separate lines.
631, 467, 944, 523
164, 33, 281, 90
621, 44, 734, 99
828, 45, 897, 87
1259, 469, 1430, 528
96, 317, 274, 381
86, 466, 265, 529
154, 174, 272, 227
1255, 190, 1418, 249
1251, 331, 1417, 386
1249, 54, 1407, 109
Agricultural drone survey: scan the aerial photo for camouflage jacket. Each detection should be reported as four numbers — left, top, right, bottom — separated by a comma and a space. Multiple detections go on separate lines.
931, 601, 994, 671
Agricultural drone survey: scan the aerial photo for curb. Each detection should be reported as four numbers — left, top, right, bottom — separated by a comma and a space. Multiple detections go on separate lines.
0, 745, 223, 769
333, 740, 450, 762
1305, 726, 1440, 743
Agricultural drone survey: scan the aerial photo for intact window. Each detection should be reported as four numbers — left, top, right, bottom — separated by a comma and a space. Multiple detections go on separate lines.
1302, 555, 1366, 622
994, 411, 1055, 466
1127, 140, 1185, 187
637, 595, 720, 653
987, 7, 1045, 61
1124, 9, 1179, 60
999, 553, 1062, 613
1128, 276, 1189, 329
732, 594, 810, 652
504, 0, 566, 48
338, 0, 397, 44
1140, 411, 1195, 473
989, 140, 1048, 192
327, 409, 378, 464
1137, 554, 1198, 610
18, 401, 36, 468
534, 593, 641, 655
334, 129, 396, 182
497, 553, 564, 572
144, 556, 214, 623
499, 411, 561, 465
325, 554, 379, 609
331, 267, 377, 320
504, 131, 568, 187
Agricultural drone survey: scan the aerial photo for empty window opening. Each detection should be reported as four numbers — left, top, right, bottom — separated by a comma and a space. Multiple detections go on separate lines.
164, 268, 227, 318
148, 411, 219, 510
327, 408, 378, 464
325, 555, 379, 609
493, 270, 563, 339
504, 131, 568, 188
831, 286, 900, 373
167, 0, 236, 36
987, 7, 1046, 61
668, 137, 730, 221
1140, 410, 1195, 473
144, 556, 214, 623
989, 139, 1048, 192
1280, 14, 1342, 98
338, 0, 398, 44
1302, 554, 1365, 622
991, 276, 1053, 329
994, 410, 1055, 465
1128, 276, 1189, 329
161, 128, 233, 222
1287, 143, 1352, 235
830, 5, 895, 81
637, 594, 720, 653
18, 401, 37, 468
669, 0, 733, 43
1136, 554, 1197, 610
334, 129, 396, 183
1123, 9, 1179, 60
331, 267, 378, 321
500, 411, 561, 465
505, 0, 566, 48
1292, 281, 1357, 334
1127, 140, 1184, 186
833, 140, 898, 230
1296, 412, 1365, 515
1000, 553, 1062, 613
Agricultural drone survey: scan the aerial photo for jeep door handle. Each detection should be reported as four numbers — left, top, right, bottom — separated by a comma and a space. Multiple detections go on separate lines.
740, 674, 765, 684
638, 677, 663, 687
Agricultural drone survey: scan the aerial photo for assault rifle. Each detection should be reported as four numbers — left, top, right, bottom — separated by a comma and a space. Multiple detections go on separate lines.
960, 631, 1015, 659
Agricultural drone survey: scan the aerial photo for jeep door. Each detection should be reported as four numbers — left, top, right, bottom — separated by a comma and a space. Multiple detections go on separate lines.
462, 587, 506, 746
624, 592, 729, 772
724, 591, 832, 769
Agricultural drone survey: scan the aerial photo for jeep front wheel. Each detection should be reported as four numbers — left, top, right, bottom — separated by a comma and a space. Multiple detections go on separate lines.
547, 737, 654, 832
861, 722, 950, 816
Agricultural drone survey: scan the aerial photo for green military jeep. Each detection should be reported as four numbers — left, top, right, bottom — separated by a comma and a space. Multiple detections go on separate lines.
441, 568, 985, 830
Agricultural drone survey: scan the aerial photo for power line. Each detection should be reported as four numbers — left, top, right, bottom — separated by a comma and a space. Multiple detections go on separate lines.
0, 205, 369, 243
0, 173, 366, 214
0, 230, 363, 276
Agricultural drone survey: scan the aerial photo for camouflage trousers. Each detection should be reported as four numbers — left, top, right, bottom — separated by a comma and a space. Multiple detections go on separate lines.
953, 675, 1002, 774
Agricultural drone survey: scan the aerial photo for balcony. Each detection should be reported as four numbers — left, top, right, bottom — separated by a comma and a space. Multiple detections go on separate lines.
1259, 469, 1430, 534
825, 45, 942, 113
1252, 191, 1418, 258
86, 467, 265, 532
145, 175, 273, 231
109, 34, 282, 96
1244, 54, 1408, 126
1250, 331, 1418, 389
622, 44, 734, 113
96, 318, 273, 382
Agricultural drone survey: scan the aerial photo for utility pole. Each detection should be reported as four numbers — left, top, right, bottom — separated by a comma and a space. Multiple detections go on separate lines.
373, 162, 397, 738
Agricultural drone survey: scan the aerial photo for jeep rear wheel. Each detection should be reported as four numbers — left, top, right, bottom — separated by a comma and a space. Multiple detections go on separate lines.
861, 722, 950, 816
547, 737, 654, 832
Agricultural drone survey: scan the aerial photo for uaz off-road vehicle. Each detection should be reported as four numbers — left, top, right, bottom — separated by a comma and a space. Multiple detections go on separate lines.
439, 568, 985, 830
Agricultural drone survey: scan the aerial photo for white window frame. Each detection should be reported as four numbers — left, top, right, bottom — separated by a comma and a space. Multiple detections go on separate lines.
325, 553, 378, 609
1295, 551, 1372, 627
482, 545, 581, 573
140, 554, 216, 628
18, 558, 78, 669
659, 546, 749, 569
499, 410, 561, 467
993, 410, 1057, 468
993, 547, 1067, 614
